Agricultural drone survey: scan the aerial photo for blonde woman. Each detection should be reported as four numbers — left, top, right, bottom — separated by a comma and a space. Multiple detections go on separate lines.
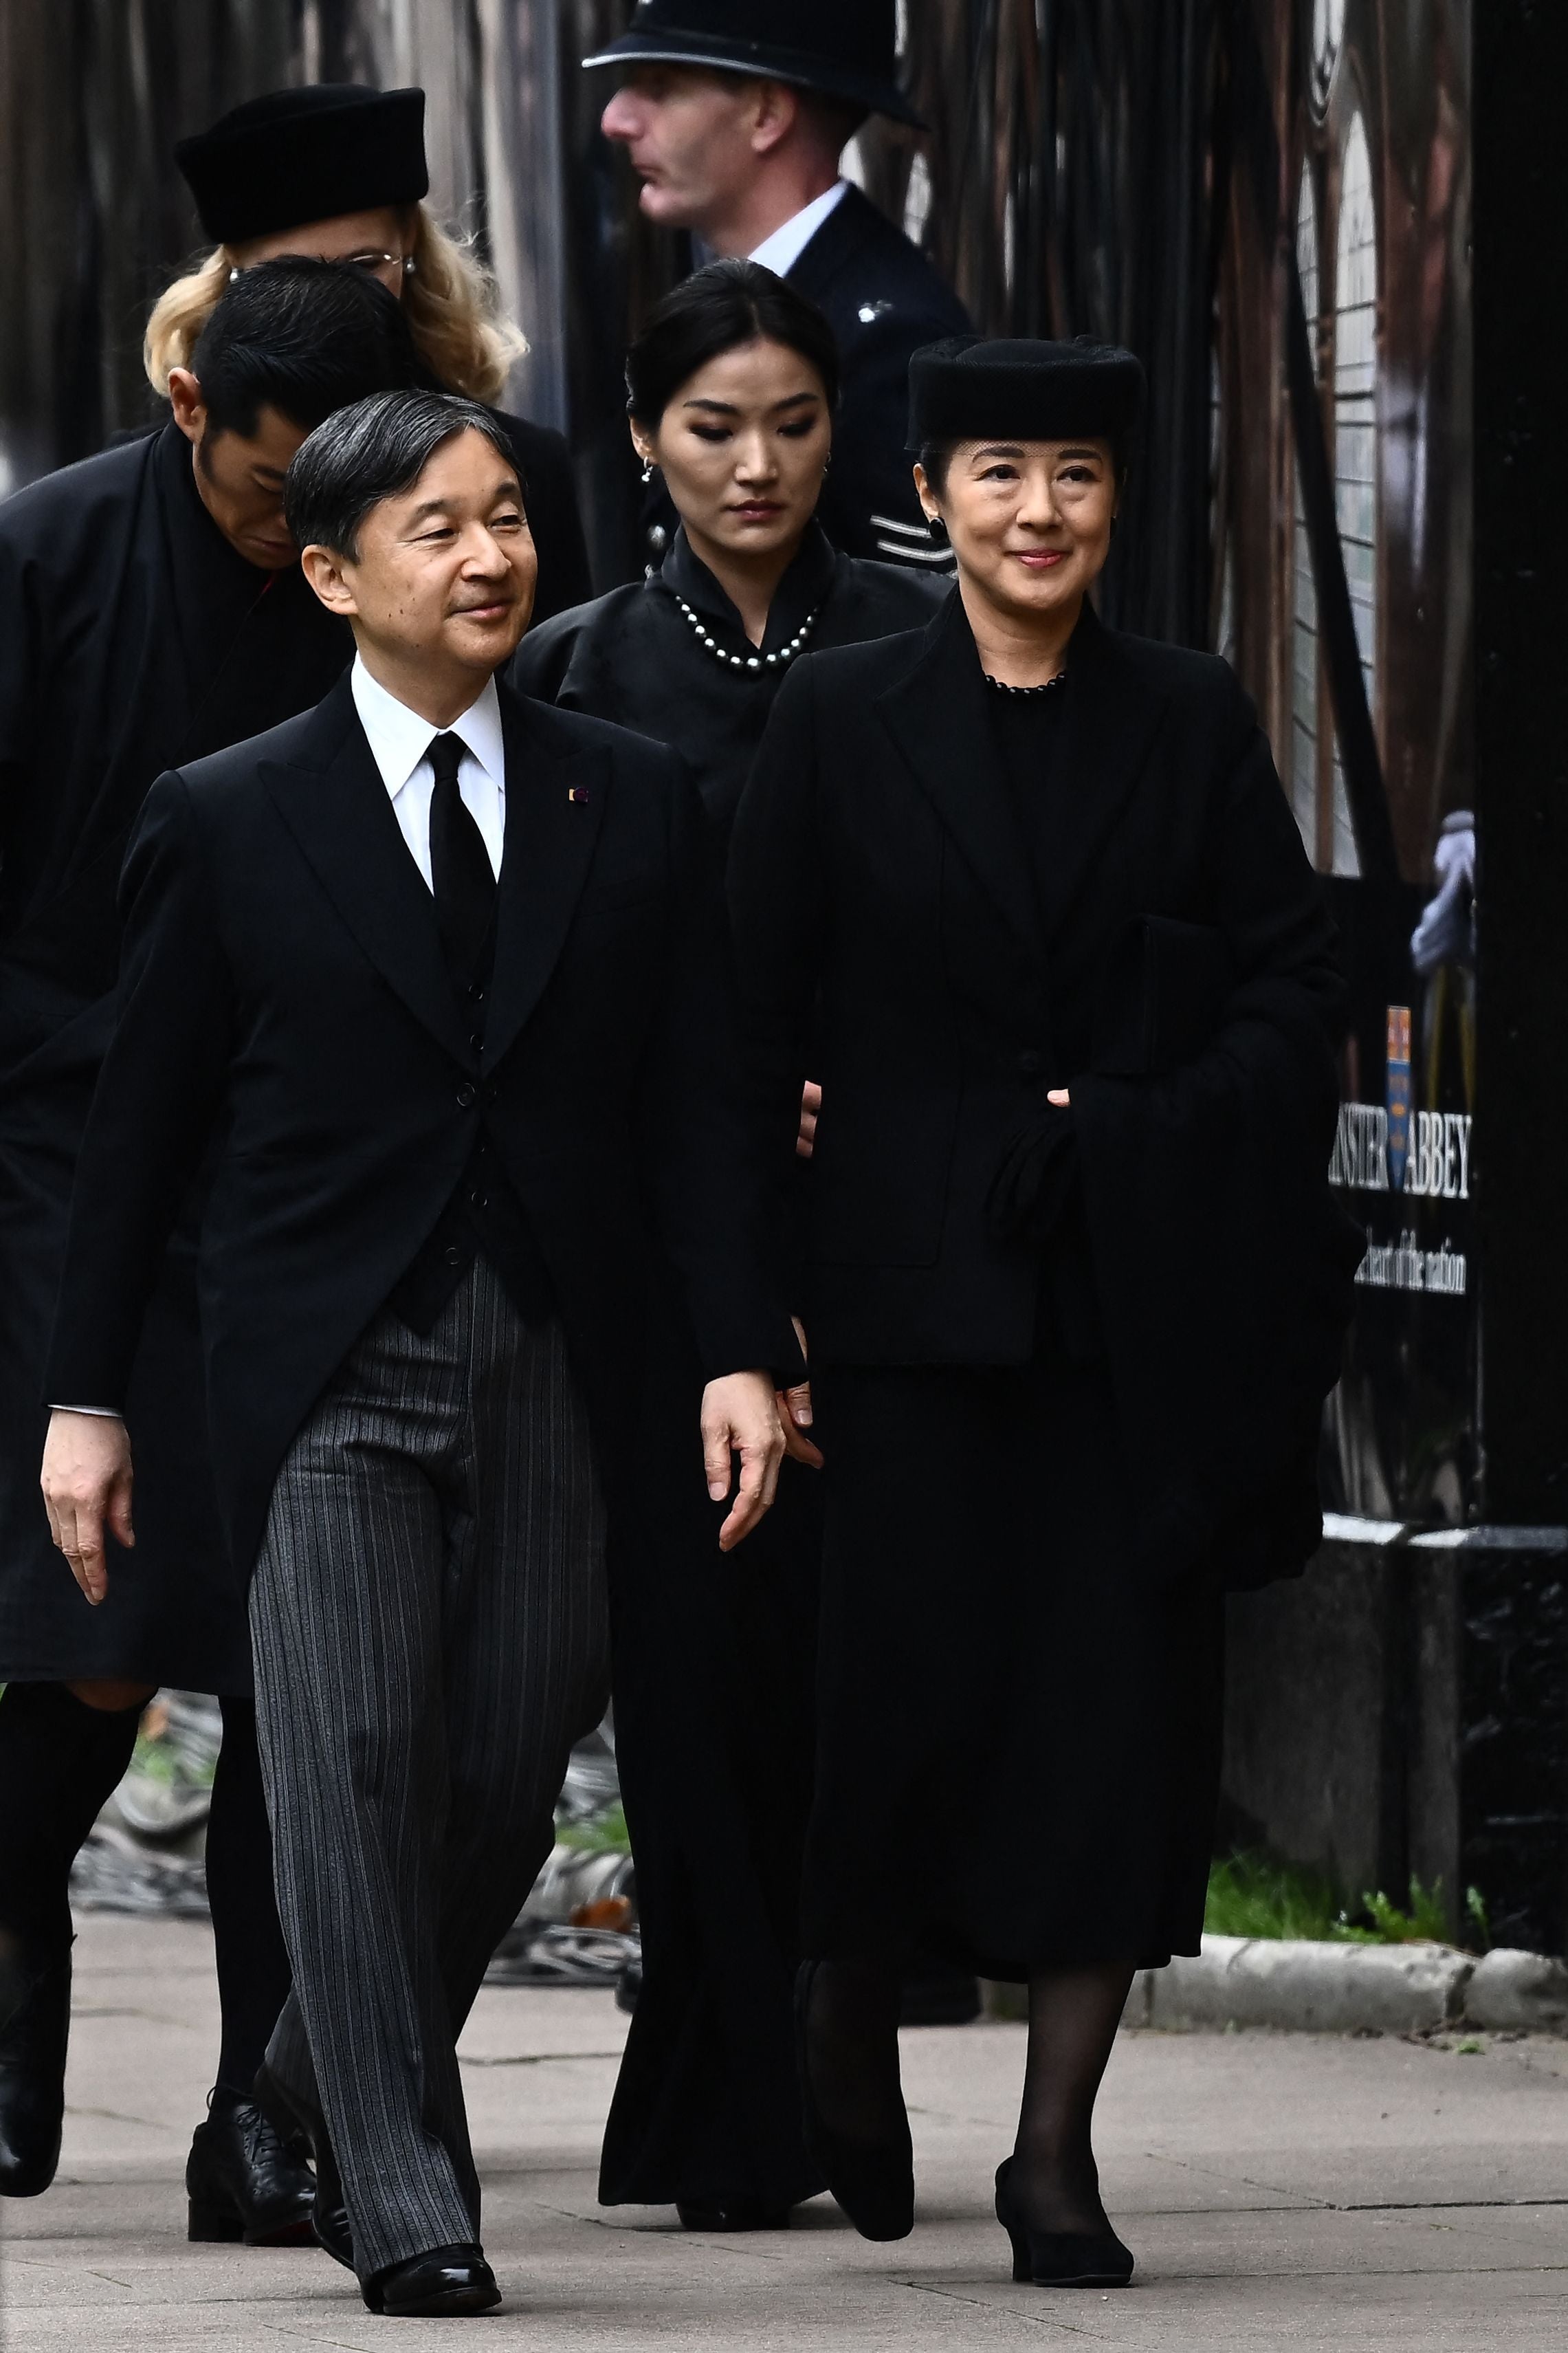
157, 83, 590, 620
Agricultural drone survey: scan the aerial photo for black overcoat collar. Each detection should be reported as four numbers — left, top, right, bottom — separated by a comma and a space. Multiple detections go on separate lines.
872, 591, 1173, 948
258, 672, 607, 1072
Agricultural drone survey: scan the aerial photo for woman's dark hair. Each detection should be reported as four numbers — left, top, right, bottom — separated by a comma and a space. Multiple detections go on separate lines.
625, 259, 840, 426
284, 388, 518, 558
190, 256, 432, 440
918, 441, 957, 498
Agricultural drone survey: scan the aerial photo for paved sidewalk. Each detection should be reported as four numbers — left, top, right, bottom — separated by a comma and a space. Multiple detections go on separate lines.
3, 1916, 1566, 2348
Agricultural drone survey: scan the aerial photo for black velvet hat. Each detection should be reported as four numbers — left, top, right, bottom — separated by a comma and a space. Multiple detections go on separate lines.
175, 85, 429, 245
907, 336, 1147, 465
582, 0, 924, 130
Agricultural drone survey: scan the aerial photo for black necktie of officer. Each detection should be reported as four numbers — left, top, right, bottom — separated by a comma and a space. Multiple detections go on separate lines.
426, 732, 496, 990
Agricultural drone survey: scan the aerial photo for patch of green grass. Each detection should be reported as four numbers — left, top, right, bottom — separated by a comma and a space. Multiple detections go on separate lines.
554, 1803, 630, 1854
1206, 1852, 1490, 1950
1204, 1852, 1346, 1941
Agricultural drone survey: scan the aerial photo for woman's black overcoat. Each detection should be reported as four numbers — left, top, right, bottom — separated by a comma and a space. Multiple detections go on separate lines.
727, 590, 1356, 1971
511, 523, 942, 2211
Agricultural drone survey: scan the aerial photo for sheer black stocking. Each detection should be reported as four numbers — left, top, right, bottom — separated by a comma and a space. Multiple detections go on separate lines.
207, 1696, 293, 2099
0, 1683, 144, 1946
802, 1957, 907, 2147
1011, 1962, 1136, 2235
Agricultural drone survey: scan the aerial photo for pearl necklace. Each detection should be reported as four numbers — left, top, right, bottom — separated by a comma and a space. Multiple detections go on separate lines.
983, 669, 1067, 696
674, 594, 822, 673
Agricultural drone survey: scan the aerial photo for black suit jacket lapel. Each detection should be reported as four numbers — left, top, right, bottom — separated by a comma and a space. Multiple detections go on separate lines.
873, 593, 1041, 956
258, 675, 474, 1067
1041, 604, 1173, 937
482, 687, 609, 1073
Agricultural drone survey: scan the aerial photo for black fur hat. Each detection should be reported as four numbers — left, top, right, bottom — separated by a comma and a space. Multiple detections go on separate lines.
907, 336, 1147, 467
176, 85, 429, 245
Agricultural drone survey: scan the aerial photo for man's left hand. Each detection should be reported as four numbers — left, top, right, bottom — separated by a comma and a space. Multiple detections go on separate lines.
700, 1371, 786, 1551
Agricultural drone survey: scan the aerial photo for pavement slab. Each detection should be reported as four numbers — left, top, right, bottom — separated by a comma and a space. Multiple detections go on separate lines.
3, 1917, 1565, 2349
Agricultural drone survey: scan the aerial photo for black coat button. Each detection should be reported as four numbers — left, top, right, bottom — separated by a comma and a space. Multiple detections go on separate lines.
443, 1244, 465, 1269
470, 1191, 487, 1211
456, 1083, 476, 1108
470, 1032, 485, 1051
1018, 1049, 1045, 1077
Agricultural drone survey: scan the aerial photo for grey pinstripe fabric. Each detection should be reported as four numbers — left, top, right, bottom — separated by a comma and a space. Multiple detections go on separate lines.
249, 1260, 608, 2279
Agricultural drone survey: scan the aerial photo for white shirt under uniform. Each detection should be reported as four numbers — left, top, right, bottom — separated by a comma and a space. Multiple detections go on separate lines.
747, 179, 850, 277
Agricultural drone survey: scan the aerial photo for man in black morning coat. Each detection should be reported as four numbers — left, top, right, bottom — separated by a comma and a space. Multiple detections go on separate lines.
588, 0, 969, 571
0, 263, 425, 2221
39, 391, 795, 2318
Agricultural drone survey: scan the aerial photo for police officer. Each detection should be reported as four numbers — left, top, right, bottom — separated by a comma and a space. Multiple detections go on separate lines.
588, 0, 969, 571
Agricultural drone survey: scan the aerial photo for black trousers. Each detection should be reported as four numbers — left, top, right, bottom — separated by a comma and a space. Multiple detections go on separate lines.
251, 1263, 609, 2279
803, 1353, 1226, 1979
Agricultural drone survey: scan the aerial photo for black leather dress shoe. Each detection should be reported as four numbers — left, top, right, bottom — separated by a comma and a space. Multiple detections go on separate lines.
994, 2156, 1134, 2286
0, 1935, 71, 2198
364, 2243, 500, 2317
253, 2062, 353, 2269
794, 1961, 914, 2242
615, 1956, 641, 2016
186, 2087, 316, 2244
676, 2197, 793, 2231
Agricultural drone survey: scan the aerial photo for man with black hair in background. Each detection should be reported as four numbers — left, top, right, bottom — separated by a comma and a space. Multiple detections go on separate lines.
0, 259, 426, 2243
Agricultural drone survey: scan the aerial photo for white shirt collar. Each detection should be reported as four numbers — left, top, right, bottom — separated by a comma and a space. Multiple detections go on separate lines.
349, 658, 507, 799
748, 179, 850, 279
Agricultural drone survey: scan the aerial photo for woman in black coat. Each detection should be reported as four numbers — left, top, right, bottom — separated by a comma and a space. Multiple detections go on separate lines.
512, 263, 942, 2234
728, 337, 1356, 2284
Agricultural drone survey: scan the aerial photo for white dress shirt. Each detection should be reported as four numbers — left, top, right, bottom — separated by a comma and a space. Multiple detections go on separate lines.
749, 179, 850, 278
350, 657, 507, 887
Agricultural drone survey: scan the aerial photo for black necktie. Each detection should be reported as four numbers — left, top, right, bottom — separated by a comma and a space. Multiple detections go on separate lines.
426, 732, 496, 989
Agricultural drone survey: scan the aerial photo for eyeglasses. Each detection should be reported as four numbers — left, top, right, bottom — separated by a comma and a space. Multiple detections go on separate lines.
228, 253, 415, 286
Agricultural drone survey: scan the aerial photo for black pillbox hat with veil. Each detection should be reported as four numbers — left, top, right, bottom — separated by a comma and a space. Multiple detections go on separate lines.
907, 336, 1147, 470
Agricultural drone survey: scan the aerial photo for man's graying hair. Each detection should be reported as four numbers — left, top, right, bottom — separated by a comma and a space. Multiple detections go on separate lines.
284, 389, 521, 559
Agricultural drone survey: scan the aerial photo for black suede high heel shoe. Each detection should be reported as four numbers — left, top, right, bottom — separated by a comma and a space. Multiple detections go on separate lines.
794, 1960, 914, 2242
994, 2156, 1134, 2287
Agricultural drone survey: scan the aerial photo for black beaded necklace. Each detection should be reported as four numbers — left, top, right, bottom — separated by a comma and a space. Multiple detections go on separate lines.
673, 593, 823, 675
982, 669, 1067, 696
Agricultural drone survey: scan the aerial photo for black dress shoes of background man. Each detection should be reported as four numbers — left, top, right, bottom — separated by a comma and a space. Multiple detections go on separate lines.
186, 2085, 316, 2244
253, 2061, 353, 2268
364, 2244, 501, 2318
0, 1931, 71, 2196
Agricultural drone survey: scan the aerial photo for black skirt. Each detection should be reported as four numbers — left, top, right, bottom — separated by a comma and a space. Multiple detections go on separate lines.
803, 1348, 1226, 1978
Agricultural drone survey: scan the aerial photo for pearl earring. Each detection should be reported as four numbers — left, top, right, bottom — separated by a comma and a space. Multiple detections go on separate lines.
640, 459, 656, 485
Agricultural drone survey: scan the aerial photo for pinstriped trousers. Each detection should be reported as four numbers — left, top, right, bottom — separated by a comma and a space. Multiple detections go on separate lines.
248, 1260, 609, 2280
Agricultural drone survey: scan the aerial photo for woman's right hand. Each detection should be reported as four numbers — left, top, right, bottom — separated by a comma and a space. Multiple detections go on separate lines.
780, 1316, 823, 1468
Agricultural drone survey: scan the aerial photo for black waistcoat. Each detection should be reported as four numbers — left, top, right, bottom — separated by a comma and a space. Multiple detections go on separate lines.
386, 911, 555, 1335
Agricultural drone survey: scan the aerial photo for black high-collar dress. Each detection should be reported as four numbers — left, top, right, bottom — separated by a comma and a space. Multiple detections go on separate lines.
514, 521, 941, 844
510, 525, 942, 2219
